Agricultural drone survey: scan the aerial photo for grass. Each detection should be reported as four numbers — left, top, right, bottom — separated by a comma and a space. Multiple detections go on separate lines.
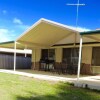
0, 73, 99, 100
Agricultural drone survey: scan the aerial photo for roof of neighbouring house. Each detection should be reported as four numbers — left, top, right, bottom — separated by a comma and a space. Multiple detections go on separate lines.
80, 30, 100, 35
0, 41, 25, 49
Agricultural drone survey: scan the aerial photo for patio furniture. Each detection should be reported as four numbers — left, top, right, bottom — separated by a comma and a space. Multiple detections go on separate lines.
48, 60, 55, 71
39, 59, 46, 71
72, 64, 78, 74
53, 62, 62, 74
44, 59, 54, 71
39, 59, 55, 71
61, 62, 67, 74
67, 63, 75, 74
45, 58, 49, 71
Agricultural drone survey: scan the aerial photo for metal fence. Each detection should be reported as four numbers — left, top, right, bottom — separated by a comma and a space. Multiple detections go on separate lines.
0, 53, 31, 69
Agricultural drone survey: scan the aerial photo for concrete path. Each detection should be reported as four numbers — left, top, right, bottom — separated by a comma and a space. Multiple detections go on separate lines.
0, 69, 76, 82
74, 76, 100, 90
0, 69, 100, 90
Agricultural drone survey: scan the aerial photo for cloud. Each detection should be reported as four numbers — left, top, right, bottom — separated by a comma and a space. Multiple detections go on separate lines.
0, 28, 17, 42
2, 10, 7, 14
68, 26, 91, 32
13, 17, 30, 30
75, 27, 91, 32
16, 24, 30, 30
0, 26, 30, 42
0, 17, 30, 43
13, 18, 23, 25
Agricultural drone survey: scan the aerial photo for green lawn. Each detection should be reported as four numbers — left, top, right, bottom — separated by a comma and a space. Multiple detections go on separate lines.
0, 73, 99, 100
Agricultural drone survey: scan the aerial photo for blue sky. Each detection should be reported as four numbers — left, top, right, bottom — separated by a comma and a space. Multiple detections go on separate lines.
0, 0, 100, 42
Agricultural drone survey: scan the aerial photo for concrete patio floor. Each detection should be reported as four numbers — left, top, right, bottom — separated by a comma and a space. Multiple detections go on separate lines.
17, 69, 90, 78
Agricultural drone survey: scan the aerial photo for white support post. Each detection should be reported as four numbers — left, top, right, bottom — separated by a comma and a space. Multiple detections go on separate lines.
77, 36, 82, 81
25, 45, 27, 57
48, 49, 49, 59
34, 49, 36, 69
14, 41, 16, 71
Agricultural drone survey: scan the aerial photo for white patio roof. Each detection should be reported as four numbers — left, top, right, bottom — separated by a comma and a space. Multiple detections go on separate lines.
16, 18, 80, 49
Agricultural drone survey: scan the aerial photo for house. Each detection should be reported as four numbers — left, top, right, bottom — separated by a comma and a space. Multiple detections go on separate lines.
0, 18, 100, 75
80, 30, 100, 74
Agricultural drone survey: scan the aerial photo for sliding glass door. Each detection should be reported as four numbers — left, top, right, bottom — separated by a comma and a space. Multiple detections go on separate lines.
62, 48, 79, 65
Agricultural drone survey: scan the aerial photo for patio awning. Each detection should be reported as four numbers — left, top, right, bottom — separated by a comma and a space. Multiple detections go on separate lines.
16, 18, 80, 49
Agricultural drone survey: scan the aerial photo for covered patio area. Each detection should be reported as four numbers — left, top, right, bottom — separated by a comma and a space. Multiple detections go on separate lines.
14, 18, 81, 77
0, 18, 100, 81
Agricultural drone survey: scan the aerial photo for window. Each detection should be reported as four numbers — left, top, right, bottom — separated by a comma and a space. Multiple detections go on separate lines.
41, 49, 55, 60
48, 49, 55, 60
63, 48, 79, 65
41, 49, 48, 60
92, 47, 100, 66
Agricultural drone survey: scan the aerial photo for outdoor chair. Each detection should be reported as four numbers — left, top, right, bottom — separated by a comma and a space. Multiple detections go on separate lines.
39, 59, 46, 71
61, 62, 67, 74
53, 62, 62, 74
48, 60, 55, 71
67, 63, 75, 74
72, 64, 78, 74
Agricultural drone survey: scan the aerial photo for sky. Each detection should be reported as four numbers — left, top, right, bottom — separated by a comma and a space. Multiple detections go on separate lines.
0, 0, 100, 42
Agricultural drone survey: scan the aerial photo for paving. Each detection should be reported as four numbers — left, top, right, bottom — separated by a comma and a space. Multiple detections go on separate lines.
0, 69, 76, 82
0, 69, 100, 90
74, 76, 100, 90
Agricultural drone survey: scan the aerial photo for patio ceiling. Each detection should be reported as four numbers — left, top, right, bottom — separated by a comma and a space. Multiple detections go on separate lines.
16, 18, 80, 49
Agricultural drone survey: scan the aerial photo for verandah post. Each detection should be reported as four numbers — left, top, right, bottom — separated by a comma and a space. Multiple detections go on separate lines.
77, 36, 82, 81
14, 41, 16, 71
34, 49, 36, 69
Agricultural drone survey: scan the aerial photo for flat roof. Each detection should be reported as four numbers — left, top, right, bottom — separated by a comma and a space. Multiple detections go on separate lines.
0, 41, 14, 45
0, 41, 25, 49
0, 48, 32, 54
80, 30, 100, 35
